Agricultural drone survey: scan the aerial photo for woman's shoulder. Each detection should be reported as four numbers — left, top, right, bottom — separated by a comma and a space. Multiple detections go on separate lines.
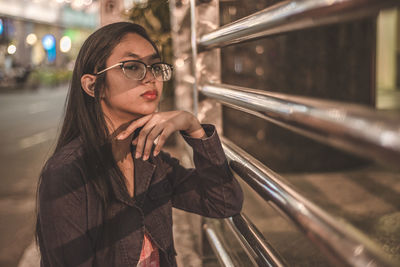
39, 138, 87, 206
42, 138, 84, 181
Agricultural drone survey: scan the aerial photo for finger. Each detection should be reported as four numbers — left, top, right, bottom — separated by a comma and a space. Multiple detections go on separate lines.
135, 122, 157, 159
132, 136, 138, 146
153, 128, 173, 157
142, 125, 164, 160
117, 115, 152, 140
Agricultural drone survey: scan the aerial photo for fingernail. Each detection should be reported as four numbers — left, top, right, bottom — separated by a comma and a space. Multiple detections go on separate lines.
135, 152, 140, 158
117, 133, 125, 140
153, 150, 159, 157
143, 154, 148, 161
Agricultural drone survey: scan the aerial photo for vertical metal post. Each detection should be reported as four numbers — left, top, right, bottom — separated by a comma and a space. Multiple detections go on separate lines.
193, 0, 224, 264
189, 0, 199, 116
169, 0, 194, 115
196, 0, 222, 133
169, 0, 204, 264
170, 1, 222, 265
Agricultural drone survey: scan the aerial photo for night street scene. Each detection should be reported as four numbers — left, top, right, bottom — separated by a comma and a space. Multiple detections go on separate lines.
0, 0, 400, 267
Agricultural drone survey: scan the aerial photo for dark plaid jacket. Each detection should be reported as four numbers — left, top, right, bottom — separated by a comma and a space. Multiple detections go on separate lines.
37, 124, 243, 267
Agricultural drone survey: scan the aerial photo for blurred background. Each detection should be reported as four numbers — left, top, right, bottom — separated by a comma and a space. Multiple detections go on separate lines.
0, 0, 399, 266
0, 0, 97, 90
0, 1, 98, 266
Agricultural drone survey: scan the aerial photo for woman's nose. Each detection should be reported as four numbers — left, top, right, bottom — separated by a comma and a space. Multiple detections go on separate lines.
141, 66, 156, 83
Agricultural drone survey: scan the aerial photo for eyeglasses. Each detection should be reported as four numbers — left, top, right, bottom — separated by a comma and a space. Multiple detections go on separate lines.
96, 60, 173, 82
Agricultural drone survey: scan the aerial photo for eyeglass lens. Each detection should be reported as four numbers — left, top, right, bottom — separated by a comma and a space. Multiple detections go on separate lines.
122, 61, 172, 81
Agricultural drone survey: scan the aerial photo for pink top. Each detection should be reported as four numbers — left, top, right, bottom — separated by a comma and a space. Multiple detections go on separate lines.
137, 233, 160, 267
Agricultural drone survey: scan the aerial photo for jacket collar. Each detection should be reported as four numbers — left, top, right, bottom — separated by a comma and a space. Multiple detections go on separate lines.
109, 149, 156, 207
133, 156, 156, 206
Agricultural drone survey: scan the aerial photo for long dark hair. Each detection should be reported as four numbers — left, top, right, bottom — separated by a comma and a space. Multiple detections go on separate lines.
56, 22, 158, 202
36, 22, 159, 237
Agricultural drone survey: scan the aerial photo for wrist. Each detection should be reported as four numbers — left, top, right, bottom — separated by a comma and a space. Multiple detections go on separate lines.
186, 127, 206, 139
182, 112, 206, 138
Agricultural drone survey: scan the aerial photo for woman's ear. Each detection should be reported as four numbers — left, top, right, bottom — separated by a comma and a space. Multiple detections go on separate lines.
81, 74, 97, 97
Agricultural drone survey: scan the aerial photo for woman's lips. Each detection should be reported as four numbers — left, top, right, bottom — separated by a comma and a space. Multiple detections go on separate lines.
141, 90, 158, 100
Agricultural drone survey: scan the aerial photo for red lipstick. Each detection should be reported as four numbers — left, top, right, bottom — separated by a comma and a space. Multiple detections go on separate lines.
141, 90, 158, 100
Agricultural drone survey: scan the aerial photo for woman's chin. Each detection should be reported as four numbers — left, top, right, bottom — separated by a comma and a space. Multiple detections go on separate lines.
139, 104, 159, 115
127, 109, 157, 119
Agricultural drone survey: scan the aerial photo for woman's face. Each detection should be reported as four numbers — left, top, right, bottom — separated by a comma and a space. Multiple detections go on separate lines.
100, 33, 163, 127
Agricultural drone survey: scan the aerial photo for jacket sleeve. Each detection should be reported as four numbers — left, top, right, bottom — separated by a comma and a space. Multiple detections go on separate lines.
160, 124, 243, 218
38, 162, 94, 267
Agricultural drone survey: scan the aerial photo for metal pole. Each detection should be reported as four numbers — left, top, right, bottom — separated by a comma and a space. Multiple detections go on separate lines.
189, 0, 198, 116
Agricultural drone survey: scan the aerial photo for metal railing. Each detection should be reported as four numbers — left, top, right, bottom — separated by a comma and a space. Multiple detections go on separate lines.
200, 83, 400, 169
203, 224, 236, 267
198, 0, 399, 51
180, 0, 400, 266
225, 214, 287, 267
222, 138, 395, 267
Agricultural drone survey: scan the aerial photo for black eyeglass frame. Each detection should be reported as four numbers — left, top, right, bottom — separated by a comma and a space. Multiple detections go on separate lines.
95, 60, 174, 82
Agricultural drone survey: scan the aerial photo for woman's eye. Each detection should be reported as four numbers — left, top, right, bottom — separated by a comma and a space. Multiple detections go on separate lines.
153, 66, 162, 72
124, 63, 141, 71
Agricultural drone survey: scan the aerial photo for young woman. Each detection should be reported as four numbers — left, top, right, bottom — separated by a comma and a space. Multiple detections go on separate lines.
36, 22, 243, 267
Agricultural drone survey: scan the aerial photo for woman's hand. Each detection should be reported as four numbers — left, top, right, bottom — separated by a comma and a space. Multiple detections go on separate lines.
116, 111, 206, 160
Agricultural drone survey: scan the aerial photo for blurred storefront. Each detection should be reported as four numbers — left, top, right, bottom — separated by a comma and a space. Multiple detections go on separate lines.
0, 0, 99, 88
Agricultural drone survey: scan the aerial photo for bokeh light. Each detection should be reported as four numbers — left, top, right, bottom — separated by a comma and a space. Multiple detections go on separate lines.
42, 34, 56, 51
26, 33, 38, 46
71, 0, 84, 9
175, 58, 184, 68
0, 19, 3, 35
255, 45, 264, 54
60, 36, 72, 53
7, 44, 16, 55
42, 34, 56, 62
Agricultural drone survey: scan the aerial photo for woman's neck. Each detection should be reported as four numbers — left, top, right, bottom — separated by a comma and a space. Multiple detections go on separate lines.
104, 117, 138, 164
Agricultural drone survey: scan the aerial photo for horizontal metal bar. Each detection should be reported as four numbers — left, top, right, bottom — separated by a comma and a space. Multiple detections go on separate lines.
203, 223, 235, 267
221, 137, 398, 267
198, 0, 399, 51
225, 213, 287, 267
200, 83, 400, 168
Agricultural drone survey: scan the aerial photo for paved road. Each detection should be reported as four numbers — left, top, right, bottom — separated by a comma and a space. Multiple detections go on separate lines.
0, 86, 67, 267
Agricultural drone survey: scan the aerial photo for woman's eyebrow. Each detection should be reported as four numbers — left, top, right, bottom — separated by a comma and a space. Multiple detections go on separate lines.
122, 52, 160, 60
122, 52, 140, 59
150, 53, 161, 60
